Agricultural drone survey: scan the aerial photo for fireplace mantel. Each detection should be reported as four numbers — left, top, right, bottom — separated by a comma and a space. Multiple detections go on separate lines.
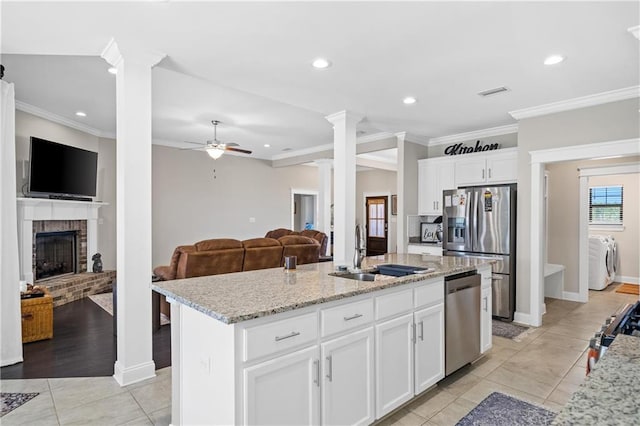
17, 197, 107, 283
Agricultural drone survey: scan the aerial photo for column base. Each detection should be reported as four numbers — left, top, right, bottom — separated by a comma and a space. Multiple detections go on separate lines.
113, 360, 156, 386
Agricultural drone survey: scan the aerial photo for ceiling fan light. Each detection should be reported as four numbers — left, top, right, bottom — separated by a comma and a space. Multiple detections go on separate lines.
206, 147, 224, 159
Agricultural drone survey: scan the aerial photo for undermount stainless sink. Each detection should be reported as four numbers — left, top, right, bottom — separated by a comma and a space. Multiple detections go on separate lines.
330, 272, 378, 281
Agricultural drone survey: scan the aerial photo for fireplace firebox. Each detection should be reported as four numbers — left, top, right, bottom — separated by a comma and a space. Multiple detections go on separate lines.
35, 231, 78, 280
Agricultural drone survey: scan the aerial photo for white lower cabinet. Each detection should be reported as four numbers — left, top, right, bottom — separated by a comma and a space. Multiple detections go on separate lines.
406, 244, 443, 256
479, 266, 493, 354
321, 327, 375, 426
375, 303, 445, 419
179, 277, 451, 425
481, 287, 492, 354
414, 303, 445, 394
375, 313, 414, 418
243, 345, 320, 426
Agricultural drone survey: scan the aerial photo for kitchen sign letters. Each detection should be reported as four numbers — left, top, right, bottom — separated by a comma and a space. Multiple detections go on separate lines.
444, 140, 500, 156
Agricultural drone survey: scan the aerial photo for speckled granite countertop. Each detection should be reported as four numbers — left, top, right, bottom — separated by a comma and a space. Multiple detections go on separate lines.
552, 334, 640, 425
152, 253, 491, 324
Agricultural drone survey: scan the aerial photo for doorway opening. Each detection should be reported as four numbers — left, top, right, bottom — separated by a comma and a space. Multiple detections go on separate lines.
529, 138, 639, 327
365, 196, 388, 256
291, 189, 318, 232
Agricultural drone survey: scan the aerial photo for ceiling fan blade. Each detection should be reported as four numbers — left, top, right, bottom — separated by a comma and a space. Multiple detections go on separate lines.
225, 146, 252, 154
225, 142, 239, 147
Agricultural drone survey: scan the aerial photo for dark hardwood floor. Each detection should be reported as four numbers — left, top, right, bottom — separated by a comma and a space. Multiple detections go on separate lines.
1, 297, 171, 379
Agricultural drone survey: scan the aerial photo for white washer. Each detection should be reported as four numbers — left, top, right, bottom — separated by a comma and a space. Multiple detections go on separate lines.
588, 235, 615, 290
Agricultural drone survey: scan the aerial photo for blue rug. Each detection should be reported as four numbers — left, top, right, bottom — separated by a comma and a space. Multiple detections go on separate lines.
456, 392, 556, 426
1, 392, 39, 417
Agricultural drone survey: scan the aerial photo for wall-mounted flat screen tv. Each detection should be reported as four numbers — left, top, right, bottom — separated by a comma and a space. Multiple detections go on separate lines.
29, 137, 98, 199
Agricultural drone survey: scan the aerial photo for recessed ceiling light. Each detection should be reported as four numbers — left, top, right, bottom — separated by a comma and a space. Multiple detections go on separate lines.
312, 58, 331, 69
544, 55, 565, 65
403, 97, 417, 105
264, 144, 271, 148
75, 111, 87, 117
108, 67, 117, 75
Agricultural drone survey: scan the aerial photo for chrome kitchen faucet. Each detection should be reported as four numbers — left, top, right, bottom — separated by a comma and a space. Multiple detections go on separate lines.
354, 224, 366, 270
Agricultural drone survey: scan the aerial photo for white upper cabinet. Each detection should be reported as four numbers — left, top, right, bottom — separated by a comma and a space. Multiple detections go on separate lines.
418, 157, 455, 215
454, 148, 517, 186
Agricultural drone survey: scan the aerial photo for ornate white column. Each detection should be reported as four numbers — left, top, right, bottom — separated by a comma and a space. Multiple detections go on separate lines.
325, 111, 363, 265
395, 132, 407, 253
102, 39, 165, 386
314, 159, 332, 256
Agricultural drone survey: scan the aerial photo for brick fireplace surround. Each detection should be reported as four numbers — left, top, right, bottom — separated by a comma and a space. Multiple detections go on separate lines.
17, 198, 115, 307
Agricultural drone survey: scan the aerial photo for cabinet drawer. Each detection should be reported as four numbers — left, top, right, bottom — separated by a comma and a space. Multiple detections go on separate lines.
321, 298, 373, 337
244, 313, 318, 362
375, 288, 413, 321
414, 279, 444, 308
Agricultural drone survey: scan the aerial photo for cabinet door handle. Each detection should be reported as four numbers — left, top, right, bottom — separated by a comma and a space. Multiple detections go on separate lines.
482, 169, 485, 179
275, 331, 300, 342
489, 168, 492, 179
412, 323, 416, 344
433, 201, 436, 210
343, 313, 363, 321
435, 201, 439, 210
326, 356, 333, 382
313, 359, 320, 386
483, 297, 487, 311
419, 321, 424, 341
21, 313, 33, 320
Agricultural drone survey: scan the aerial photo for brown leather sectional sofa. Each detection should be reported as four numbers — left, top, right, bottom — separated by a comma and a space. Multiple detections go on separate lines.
264, 228, 329, 257
153, 230, 328, 281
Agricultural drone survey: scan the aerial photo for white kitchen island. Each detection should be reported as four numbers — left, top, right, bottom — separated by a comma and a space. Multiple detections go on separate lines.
152, 254, 492, 426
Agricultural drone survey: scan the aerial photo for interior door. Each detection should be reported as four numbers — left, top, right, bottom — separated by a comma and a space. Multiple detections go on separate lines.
366, 197, 388, 256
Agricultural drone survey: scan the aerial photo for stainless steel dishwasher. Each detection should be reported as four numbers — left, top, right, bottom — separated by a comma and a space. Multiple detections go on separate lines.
445, 270, 481, 376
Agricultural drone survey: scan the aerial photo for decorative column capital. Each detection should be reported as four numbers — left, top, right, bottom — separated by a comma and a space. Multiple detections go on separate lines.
325, 110, 364, 126
101, 38, 166, 68
394, 132, 407, 143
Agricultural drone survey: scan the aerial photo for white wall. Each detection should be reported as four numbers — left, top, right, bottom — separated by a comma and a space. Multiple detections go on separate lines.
152, 145, 319, 267
547, 157, 640, 292
14, 111, 117, 270
356, 169, 398, 253
516, 98, 640, 316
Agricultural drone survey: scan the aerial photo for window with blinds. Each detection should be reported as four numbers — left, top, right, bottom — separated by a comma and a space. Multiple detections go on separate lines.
589, 185, 623, 225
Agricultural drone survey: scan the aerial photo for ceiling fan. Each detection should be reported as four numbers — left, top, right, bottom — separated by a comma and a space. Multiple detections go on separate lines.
183, 120, 252, 159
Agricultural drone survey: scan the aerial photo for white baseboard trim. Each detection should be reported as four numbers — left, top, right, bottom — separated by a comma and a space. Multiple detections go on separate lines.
562, 291, 587, 303
513, 311, 532, 326
114, 360, 156, 386
615, 275, 639, 284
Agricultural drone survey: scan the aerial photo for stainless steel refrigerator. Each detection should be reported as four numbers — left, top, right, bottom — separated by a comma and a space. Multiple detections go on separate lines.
442, 184, 516, 321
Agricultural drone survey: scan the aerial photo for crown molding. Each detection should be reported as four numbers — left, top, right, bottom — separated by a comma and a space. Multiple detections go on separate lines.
357, 131, 395, 143
629, 25, 640, 40
428, 124, 518, 147
271, 131, 399, 161
509, 86, 640, 120
15, 100, 115, 139
270, 143, 334, 161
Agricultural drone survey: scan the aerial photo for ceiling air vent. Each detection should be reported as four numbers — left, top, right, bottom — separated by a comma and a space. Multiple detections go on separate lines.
478, 86, 510, 97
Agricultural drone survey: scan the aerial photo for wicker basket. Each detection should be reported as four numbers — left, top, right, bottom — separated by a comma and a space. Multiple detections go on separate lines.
21, 294, 53, 343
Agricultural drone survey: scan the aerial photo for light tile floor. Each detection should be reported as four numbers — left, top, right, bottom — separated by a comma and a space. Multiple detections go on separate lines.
1, 284, 637, 425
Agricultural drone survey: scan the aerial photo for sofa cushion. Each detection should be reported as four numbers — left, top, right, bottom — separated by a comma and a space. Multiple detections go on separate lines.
299, 230, 329, 256
153, 244, 195, 280
176, 247, 245, 279
265, 228, 295, 240
242, 238, 284, 271
195, 238, 243, 251
278, 235, 320, 265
